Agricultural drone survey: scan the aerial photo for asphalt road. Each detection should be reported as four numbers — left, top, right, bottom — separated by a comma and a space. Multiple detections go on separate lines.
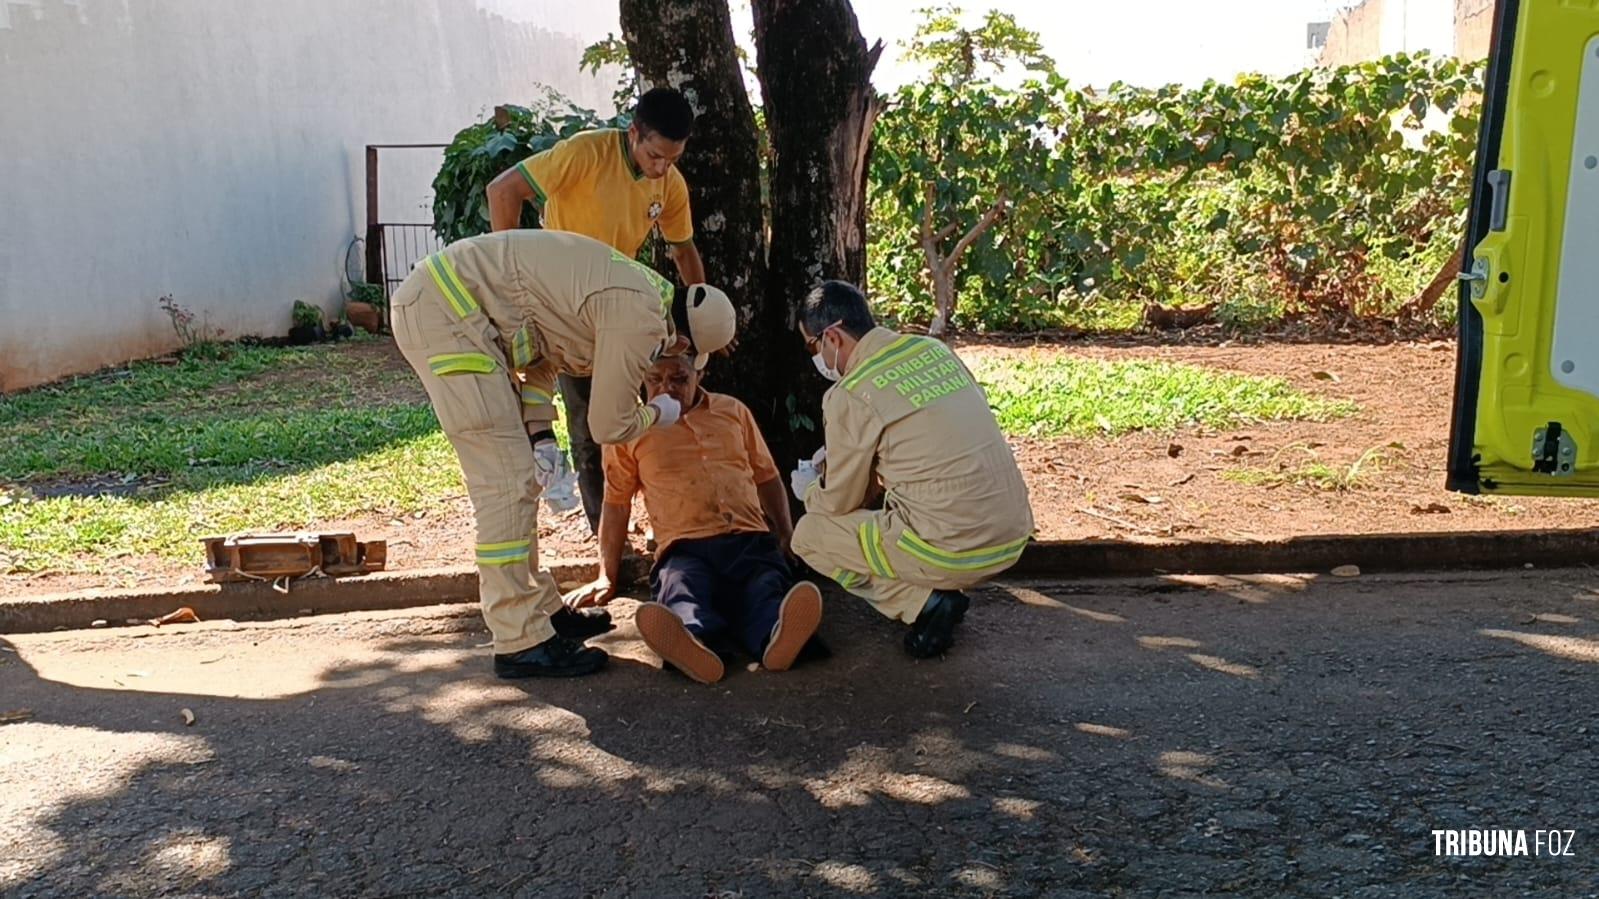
3, 568, 1598, 897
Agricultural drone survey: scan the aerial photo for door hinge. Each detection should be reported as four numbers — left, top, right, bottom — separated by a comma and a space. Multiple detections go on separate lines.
1532, 422, 1577, 476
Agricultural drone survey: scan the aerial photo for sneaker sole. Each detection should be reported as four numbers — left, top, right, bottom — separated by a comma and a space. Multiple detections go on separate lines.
636, 603, 724, 685
763, 581, 823, 672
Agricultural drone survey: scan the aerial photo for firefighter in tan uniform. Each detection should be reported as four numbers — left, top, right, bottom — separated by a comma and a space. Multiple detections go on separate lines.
789, 281, 1033, 658
390, 229, 736, 678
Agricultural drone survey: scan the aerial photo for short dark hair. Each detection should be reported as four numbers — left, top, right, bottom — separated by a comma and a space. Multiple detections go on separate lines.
801, 281, 875, 339
634, 87, 694, 142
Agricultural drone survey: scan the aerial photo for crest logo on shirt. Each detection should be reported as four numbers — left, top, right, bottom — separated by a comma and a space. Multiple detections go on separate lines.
648, 201, 663, 221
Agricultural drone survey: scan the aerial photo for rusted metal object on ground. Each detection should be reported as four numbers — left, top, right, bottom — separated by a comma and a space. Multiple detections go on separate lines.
202, 533, 386, 584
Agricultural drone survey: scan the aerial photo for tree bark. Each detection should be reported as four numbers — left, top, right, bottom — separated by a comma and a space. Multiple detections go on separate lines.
753, 0, 881, 463
1401, 240, 1467, 320
621, 0, 880, 485
619, 0, 768, 406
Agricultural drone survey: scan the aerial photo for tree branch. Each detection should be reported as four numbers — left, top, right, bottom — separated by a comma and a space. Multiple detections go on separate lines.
947, 191, 1009, 270
1401, 239, 1466, 319
865, 39, 885, 75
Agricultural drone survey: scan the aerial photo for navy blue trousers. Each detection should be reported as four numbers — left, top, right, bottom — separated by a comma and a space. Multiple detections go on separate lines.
650, 532, 792, 658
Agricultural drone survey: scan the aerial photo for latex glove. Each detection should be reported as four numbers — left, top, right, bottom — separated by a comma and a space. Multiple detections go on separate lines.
648, 394, 682, 428
531, 439, 563, 489
790, 460, 821, 502
563, 577, 617, 608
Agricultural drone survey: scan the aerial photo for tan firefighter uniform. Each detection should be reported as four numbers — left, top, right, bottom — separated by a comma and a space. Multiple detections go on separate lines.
792, 328, 1034, 622
389, 230, 679, 654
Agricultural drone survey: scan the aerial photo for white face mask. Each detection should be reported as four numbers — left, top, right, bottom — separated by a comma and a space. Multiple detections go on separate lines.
812, 339, 842, 382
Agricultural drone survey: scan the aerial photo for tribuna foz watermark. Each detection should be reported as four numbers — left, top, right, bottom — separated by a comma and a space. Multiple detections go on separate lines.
1432, 829, 1576, 857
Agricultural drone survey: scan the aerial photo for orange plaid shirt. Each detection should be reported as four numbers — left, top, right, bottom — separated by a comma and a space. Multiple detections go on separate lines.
602, 390, 780, 555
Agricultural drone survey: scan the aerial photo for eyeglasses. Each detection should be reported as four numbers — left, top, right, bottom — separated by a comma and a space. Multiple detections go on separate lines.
804, 320, 844, 354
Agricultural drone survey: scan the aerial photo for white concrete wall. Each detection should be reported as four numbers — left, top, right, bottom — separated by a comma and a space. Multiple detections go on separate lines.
0, 0, 620, 390
1380, 0, 1456, 57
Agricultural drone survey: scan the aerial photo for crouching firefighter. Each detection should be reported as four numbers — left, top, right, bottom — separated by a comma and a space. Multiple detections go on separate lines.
790, 280, 1033, 658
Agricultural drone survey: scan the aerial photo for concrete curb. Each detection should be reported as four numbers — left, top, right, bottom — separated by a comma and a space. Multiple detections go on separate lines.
0, 557, 647, 636
3, 529, 1596, 635
1005, 528, 1599, 578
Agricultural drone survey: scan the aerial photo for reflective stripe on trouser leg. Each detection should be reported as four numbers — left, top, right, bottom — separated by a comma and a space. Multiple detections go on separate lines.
791, 510, 931, 624
391, 290, 560, 654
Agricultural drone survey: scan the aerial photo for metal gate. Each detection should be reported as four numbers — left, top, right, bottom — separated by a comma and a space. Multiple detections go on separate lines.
364, 144, 448, 299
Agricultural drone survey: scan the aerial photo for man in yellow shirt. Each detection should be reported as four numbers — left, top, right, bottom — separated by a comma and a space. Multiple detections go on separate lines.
487, 87, 707, 535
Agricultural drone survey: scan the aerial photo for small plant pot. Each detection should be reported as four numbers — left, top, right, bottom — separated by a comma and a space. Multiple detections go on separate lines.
288, 323, 326, 345
345, 301, 383, 334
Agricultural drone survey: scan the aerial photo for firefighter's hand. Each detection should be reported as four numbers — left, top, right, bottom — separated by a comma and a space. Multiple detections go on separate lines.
647, 394, 682, 428
790, 461, 821, 502
531, 439, 563, 489
714, 336, 739, 358
563, 577, 616, 608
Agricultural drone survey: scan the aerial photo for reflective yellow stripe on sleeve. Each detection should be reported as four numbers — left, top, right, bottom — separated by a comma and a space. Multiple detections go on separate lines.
831, 568, 866, 589
520, 384, 553, 406
511, 326, 535, 368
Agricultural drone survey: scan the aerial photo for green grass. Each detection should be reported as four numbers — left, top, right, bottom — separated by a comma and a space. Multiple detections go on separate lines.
1223, 445, 1392, 492
0, 340, 567, 576
2, 340, 1352, 577
0, 434, 465, 574
1225, 462, 1366, 492
0, 338, 431, 479
971, 355, 1356, 439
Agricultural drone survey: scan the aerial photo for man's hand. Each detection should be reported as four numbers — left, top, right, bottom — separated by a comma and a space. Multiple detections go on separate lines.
563, 577, 616, 608
648, 394, 682, 428
531, 439, 563, 489
713, 336, 739, 358
790, 461, 821, 502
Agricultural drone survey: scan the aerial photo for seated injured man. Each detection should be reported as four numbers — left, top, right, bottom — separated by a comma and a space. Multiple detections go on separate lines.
564, 353, 823, 684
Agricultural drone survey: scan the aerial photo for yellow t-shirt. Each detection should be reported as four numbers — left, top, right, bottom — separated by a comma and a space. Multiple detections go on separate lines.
515, 128, 694, 257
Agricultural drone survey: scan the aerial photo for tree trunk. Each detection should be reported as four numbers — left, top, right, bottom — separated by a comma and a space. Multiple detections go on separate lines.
1401, 240, 1467, 321
619, 0, 768, 406
918, 193, 1006, 340
621, 0, 880, 484
753, 0, 881, 464
928, 276, 955, 338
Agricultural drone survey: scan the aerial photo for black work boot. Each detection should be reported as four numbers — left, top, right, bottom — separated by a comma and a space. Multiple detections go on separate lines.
551, 606, 614, 641
904, 590, 971, 658
494, 635, 608, 679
